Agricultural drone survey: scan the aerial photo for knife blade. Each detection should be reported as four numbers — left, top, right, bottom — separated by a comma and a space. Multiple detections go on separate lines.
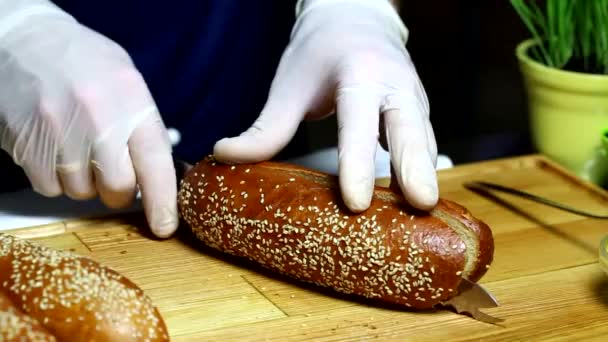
441, 278, 504, 325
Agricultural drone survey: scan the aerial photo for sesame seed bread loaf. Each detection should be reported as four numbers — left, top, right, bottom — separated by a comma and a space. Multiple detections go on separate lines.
0, 233, 169, 342
178, 155, 494, 310
1, 292, 56, 342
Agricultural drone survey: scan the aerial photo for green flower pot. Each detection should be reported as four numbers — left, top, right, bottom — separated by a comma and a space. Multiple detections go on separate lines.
516, 39, 608, 187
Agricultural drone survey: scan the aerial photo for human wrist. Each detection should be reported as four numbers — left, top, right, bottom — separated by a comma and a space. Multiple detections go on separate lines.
294, 0, 409, 44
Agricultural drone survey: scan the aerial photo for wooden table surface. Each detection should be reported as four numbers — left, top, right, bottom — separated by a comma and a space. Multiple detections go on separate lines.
4, 154, 608, 341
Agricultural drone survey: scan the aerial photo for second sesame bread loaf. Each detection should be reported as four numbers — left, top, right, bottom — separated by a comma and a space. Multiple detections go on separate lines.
0, 233, 169, 341
178, 155, 494, 310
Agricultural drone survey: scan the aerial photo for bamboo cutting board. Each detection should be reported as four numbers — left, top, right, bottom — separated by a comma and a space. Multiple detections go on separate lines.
3, 154, 608, 341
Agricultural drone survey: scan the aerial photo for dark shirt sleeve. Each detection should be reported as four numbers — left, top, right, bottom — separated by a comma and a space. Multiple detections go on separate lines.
51, 0, 303, 163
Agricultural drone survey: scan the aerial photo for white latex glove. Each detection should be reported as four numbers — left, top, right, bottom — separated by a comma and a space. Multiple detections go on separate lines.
0, 1, 177, 237
214, 0, 438, 212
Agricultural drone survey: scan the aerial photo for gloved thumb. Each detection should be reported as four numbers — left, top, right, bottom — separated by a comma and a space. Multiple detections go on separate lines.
213, 100, 303, 164
213, 55, 323, 163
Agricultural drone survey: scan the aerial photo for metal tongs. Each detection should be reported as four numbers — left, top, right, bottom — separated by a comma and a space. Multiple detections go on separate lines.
465, 180, 608, 219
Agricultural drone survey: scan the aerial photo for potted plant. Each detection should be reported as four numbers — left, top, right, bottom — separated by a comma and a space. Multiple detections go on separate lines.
511, 0, 608, 187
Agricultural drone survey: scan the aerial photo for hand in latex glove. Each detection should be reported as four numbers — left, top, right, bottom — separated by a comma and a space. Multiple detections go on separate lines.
214, 0, 438, 212
0, 1, 177, 237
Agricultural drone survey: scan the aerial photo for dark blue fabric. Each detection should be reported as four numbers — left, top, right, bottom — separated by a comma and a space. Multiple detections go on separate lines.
51, 1, 300, 164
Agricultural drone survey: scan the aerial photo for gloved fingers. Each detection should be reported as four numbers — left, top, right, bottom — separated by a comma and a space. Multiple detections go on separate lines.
91, 141, 137, 209
55, 119, 96, 200
382, 93, 438, 210
213, 99, 305, 164
380, 84, 436, 167
83, 67, 158, 210
11, 118, 63, 197
379, 69, 429, 152
214, 44, 324, 164
414, 76, 438, 166
387, 119, 438, 193
127, 114, 178, 238
56, 159, 96, 200
336, 87, 381, 213
22, 160, 63, 198
425, 116, 438, 168
213, 100, 305, 164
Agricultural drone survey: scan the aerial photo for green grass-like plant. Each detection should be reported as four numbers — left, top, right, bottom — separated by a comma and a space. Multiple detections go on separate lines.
511, 0, 608, 74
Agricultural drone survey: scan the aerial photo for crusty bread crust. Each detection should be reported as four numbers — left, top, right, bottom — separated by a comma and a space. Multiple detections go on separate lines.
0, 234, 169, 341
178, 155, 494, 309
1, 292, 56, 342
